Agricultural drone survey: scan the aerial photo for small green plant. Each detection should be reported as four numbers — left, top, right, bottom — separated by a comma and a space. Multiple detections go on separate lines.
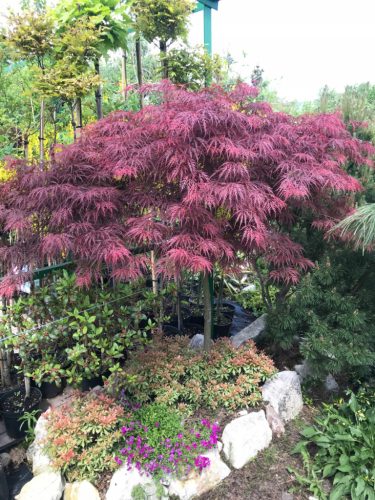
289, 447, 327, 499
292, 388, 375, 500
19, 409, 40, 445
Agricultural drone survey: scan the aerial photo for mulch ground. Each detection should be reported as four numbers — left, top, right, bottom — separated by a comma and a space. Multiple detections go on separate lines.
198, 406, 317, 500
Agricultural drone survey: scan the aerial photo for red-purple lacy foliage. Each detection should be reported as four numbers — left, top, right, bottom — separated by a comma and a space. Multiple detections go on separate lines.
0, 82, 373, 296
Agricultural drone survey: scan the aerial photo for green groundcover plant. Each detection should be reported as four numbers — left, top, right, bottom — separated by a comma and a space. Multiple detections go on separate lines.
292, 388, 375, 500
107, 334, 276, 412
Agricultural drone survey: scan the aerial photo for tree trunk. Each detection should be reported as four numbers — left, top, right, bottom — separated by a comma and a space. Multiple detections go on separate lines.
94, 59, 103, 120
203, 273, 213, 351
23, 136, 29, 160
121, 48, 128, 103
39, 99, 45, 166
176, 275, 183, 331
75, 97, 83, 138
24, 375, 31, 399
150, 250, 158, 294
135, 38, 144, 109
71, 106, 77, 142
159, 40, 168, 79
52, 106, 57, 145
216, 272, 224, 319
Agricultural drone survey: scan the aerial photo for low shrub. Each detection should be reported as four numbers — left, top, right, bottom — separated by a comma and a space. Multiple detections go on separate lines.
44, 392, 125, 482
108, 334, 276, 412
115, 402, 220, 478
292, 388, 375, 500
267, 255, 375, 380
43, 392, 221, 483
1, 271, 158, 385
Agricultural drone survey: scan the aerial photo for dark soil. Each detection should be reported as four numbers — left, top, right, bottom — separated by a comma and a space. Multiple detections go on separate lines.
262, 343, 303, 372
2, 387, 41, 414
198, 406, 317, 500
96, 470, 113, 500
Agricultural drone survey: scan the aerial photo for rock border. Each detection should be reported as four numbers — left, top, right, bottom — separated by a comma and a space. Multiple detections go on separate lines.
22, 320, 304, 500
22, 369, 303, 500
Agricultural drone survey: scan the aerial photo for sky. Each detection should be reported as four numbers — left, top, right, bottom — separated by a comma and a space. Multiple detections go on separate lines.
1, 0, 374, 102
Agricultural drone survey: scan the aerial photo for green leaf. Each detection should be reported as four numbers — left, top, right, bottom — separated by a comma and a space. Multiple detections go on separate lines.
323, 463, 336, 478
329, 482, 349, 500
301, 426, 318, 438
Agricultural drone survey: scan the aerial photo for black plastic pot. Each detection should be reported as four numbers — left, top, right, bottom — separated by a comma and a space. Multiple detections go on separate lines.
0, 465, 9, 500
79, 376, 103, 392
185, 315, 204, 327
0, 389, 14, 419
221, 305, 236, 320
1, 387, 42, 439
213, 320, 232, 339
40, 379, 65, 399
163, 325, 181, 337
183, 321, 204, 337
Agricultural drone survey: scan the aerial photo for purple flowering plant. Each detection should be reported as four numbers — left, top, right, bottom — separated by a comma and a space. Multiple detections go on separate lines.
114, 403, 220, 478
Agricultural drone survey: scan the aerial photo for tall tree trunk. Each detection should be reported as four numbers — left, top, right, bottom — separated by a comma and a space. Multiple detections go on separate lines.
203, 273, 213, 351
23, 135, 29, 160
121, 48, 128, 103
75, 97, 83, 138
150, 250, 158, 294
52, 106, 57, 145
39, 99, 45, 166
216, 272, 224, 319
135, 38, 144, 109
176, 275, 183, 331
159, 40, 168, 79
94, 59, 103, 120
71, 105, 77, 142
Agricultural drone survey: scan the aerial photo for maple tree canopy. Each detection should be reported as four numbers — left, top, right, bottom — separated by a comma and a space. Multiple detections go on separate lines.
0, 82, 373, 297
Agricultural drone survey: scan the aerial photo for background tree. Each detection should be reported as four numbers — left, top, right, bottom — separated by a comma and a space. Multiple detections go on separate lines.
55, 0, 133, 119
132, 0, 194, 78
5, 8, 55, 163
164, 46, 225, 91
37, 17, 100, 140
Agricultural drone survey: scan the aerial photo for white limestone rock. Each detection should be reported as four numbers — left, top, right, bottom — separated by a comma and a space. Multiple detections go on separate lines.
27, 413, 55, 475
15, 472, 64, 500
222, 410, 272, 469
231, 314, 267, 348
64, 480, 100, 500
262, 371, 303, 423
106, 466, 159, 500
168, 447, 230, 500
324, 374, 339, 393
189, 334, 205, 350
265, 403, 285, 437
294, 360, 313, 382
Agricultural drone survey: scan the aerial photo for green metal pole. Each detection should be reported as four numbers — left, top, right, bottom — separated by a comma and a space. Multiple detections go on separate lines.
203, 4, 214, 340
203, 5, 212, 56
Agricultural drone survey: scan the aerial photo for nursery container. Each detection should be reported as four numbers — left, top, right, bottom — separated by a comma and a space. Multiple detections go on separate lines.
185, 315, 204, 327
220, 303, 236, 320
163, 325, 181, 337
213, 319, 232, 339
39, 379, 65, 399
1, 387, 42, 439
0, 464, 9, 500
79, 376, 103, 392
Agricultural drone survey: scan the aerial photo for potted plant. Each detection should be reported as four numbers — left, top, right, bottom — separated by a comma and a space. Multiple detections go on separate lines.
0, 384, 42, 439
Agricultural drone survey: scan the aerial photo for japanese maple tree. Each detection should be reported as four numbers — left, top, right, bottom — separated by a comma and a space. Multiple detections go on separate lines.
0, 82, 373, 347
